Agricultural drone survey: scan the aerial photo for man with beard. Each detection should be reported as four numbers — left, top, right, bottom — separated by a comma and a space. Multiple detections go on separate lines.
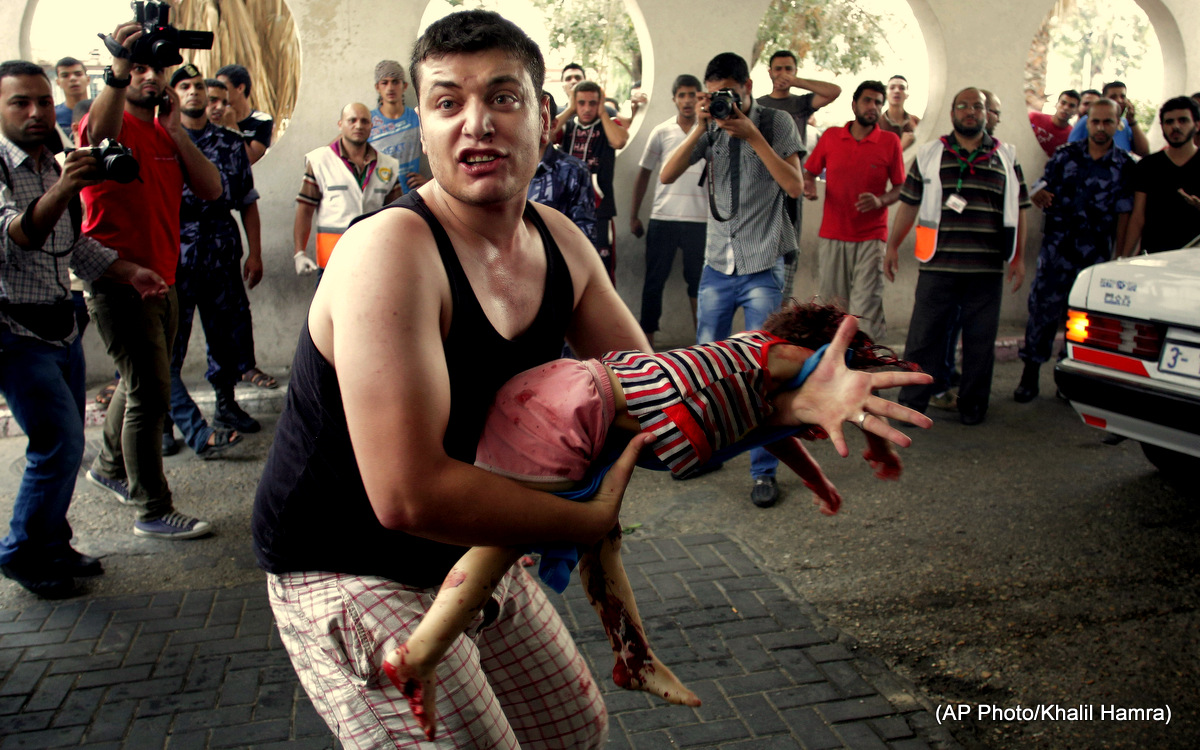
80, 20, 222, 539
292, 102, 402, 277
801, 81, 904, 339
1068, 80, 1149, 157
160, 64, 265, 452
1014, 98, 1134, 402
884, 87, 1030, 425
1118, 96, 1200, 256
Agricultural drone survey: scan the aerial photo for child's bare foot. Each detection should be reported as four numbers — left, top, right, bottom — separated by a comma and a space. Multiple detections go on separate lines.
612, 641, 702, 706
383, 644, 438, 740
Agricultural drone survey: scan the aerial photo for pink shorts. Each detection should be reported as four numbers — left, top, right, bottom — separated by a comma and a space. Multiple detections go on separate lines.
474, 358, 616, 484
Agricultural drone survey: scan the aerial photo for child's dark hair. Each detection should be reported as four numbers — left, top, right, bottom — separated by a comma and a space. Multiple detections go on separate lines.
763, 300, 920, 372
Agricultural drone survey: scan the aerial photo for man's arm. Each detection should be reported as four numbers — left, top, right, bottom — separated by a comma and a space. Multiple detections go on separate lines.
551, 101, 575, 144
385, 182, 404, 204
788, 76, 841, 110
101, 258, 168, 299
884, 201, 918, 281
1007, 208, 1027, 292
1126, 110, 1150, 157
1113, 212, 1130, 261
5, 150, 100, 248
160, 87, 222, 201
87, 22, 141, 145
316, 208, 634, 546
245, 140, 267, 165
721, 108, 802, 197
629, 166, 652, 237
660, 118, 706, 185
1118, 191, 1146, 257
598, 105, 629, 150
293, 201, 316, 271
240, 201, 263, 288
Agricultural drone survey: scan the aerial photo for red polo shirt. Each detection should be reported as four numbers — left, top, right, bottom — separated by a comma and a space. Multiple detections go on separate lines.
804, 122, 904, 242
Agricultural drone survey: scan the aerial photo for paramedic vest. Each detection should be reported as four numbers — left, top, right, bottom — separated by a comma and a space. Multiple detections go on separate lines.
306, 145, 400, 267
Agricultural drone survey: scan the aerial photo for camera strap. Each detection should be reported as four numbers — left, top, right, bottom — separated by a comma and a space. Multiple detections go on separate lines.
706, 126, 739, 223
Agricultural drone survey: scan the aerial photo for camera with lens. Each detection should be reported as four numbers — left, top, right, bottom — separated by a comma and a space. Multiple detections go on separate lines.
708, 89, 742, 120
128, 0, 214, 68
88, 138, 141, 184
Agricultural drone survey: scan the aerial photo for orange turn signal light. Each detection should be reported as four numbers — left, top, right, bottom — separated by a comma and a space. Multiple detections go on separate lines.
1066, 310, 1088, 343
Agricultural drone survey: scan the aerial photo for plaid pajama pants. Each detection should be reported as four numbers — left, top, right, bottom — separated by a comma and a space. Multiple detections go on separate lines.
268, 566, 608, 749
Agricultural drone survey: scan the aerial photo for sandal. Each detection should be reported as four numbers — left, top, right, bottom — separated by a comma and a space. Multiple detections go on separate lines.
241, 368, 277, 389
195, 427, 243, 460
95, 380, 119, 408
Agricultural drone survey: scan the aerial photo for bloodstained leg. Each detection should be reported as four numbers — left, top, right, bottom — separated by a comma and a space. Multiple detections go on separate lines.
578, 524, 701, 707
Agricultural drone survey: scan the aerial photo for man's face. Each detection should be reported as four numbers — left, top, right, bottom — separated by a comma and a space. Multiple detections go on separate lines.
705, 78, 750, 115
127, 63, 166, 109
1103, 86, 1127, 116
1161, 108, 1197, 148
574, 90, 600, 124
217, 75, 247, 108
674, 85, 698, 120
338, 104, 372, 146
174, 76, 206, 117
0, 74, 54, 150
951, 89, 986, 137
561, 68, 583, 98
887, 78, 908, 106
1086, 102, 1118, 148
1079, 92, 1099, 116
376, 75, 407, 106
1055, 94, 1079, 121
985, 93, 1001, 134
417, 48, 548, 207
768, 57, 796, 93
55, 64, 88, 99
853, 89, 884, 127
206, 86, 229, 124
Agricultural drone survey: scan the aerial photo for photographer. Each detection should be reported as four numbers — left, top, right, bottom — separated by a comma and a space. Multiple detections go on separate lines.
0, 60, 168, 598
79, 18, 221, 541
660, 52, 803, 509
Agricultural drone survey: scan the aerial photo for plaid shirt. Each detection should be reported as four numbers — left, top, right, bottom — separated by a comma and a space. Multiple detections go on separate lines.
0, 134, 117, 344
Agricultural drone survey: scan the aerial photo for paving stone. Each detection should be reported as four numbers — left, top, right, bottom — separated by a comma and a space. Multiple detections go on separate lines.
122, 713, 170, 747
870, 715, 915, 740
111, 605, 179, 624
815, 696, 898, 724
759, 630, 828, 651
84, 595, 151, 612
139, 616, 204, 636
47, 653, 123, 676
292, 696, 331, 738
674, 606, 739, 629
677, 533, 729, 547
107, 675, 185, 702
647, 573, 689, 602
723, 590, 770, 620
0, 620, 44, 635
0, 629, 71, 649
94, 623, 138, 654
724, 636, 778, 674
832, 720, 889, 749
0, 662, 47, 696
639, 558, 700, 576
208, 599, 245, 627
618, 729, 674, 748
767, 682, 840, 710
779, 706, 841, 749
650, 538, 692, 560
721, 670, 796, 697
0, 610, 18, 623
22, 640, 96, 661
730, 693, 790, 736
203, 635, 272, 656
82, 698, 136, 742
162, 729, 209, 750
669, 717, 751, 747
818, 660, 876, 699
168, 624, 237, 645
122, 631, 168, 666
689, 680, 736, 721
219, 669, 260, 707
183, 656, 227, 692
152, 643, 198, 678
0, 695, 25, 715
804, 644, 853, 663
75, 664, 152, 690
178, 591, 215, 618
717, 617, 782, 640
173, 705, 253, 732
68, 611, 111, 641
686, 579, 731, 609
0, 709, 54, 733
619, 704, 697, 733
889, 736, 933, 750
209, 718, 291, 747
252, 739, 339, 750
718, 576, 775, 593
52, 687, 105, 728
253, 680, 294, 720
134, 689, 216, 716
0, 725, 86, 748
149, 591, 184, 609
602, 688, 652, 714
23, 674, 73, 713
723, 736, 805, 749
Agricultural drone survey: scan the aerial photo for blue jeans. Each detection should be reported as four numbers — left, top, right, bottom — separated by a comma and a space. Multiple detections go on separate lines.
0, 331, 86, 565
695, 259, 786, 479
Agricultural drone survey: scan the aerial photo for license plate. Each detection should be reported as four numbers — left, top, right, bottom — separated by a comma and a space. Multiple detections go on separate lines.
1159, 340, 1200, 379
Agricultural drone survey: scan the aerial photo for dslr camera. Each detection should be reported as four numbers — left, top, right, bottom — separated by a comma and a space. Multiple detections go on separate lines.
87, 139, 141, 184
128, 1, 214, 68
708, 89, 742, 120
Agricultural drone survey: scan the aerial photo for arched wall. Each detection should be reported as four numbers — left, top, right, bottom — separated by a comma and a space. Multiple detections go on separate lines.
5, 0, 1197, 376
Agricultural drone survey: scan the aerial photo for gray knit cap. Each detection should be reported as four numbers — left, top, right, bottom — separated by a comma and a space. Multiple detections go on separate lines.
374, 60, 407, 84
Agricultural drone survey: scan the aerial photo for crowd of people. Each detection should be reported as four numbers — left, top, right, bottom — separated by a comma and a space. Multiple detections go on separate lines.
1, 6, 1199, 747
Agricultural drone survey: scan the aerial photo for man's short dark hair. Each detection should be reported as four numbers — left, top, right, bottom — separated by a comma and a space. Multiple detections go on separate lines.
768, 50, 796, 67
1190, 92, 1200, 102
561, 62, 584, 79
55, 57, 83, 74
0, 60, 49, 83
1102, 80, 1126, 95
1058, 89, 1081, 103
216, 64, 251, 96
1081, 88, 1101, 98
572, 80, 601, 101
1159, 95, 1200, 123
704, 53, 749, 85
672, 74, 701, 96
888, 74, 908, 83
205, 78, 226, 90
72, 98, 92, 124
852, 80, 886, 103
411, 10, 545, 98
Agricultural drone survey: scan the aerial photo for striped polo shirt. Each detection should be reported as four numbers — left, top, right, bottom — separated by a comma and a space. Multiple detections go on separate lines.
899, 133, 1030, 273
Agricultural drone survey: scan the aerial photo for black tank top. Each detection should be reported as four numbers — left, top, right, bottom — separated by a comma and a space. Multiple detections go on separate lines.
252, 192, 575, 587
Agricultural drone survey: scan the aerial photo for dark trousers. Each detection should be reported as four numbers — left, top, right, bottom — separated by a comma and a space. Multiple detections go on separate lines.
87, 281, 178, 521
1020, 236, 1103, 364
175, 260, 255, 390
900, 271, 1003, 413
639, 219, 705, 334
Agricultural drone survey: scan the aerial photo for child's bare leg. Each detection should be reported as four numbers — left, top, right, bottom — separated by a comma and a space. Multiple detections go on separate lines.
768, 437, 843, 515
383, 546, 523, 740
578, 525, 701, 707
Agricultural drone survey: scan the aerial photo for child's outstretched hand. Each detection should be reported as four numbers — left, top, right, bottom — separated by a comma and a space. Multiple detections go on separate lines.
383, 645, 439, 740
862, 432, 903, 481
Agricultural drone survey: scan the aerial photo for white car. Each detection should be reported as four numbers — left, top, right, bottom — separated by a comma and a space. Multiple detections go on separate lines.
1054, 248, 1200, 475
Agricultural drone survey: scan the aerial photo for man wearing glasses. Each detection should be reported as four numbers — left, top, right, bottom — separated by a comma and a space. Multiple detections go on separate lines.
884, 88, 1031, 426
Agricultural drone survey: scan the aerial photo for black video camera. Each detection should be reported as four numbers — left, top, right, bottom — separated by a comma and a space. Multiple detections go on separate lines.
708, 89, 742, 120
129, 1, 214, 68
87, 138, 140, 184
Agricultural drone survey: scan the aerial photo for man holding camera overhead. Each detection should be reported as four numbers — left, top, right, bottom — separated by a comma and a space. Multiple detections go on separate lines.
0, 60, 169, 597
660, 52, 803, 509
79, 16, 222, 541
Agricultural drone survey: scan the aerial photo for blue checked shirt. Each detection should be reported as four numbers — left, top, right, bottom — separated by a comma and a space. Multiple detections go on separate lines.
0, 134, 117, 344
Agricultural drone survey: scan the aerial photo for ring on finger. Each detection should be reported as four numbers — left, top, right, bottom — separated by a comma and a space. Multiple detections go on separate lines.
857, 412, 868, 427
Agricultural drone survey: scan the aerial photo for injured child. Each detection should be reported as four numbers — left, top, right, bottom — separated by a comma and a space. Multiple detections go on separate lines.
383, 302, 932, 738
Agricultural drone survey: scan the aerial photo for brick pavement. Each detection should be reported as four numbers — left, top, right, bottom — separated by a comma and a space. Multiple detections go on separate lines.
0, 533, 955, 749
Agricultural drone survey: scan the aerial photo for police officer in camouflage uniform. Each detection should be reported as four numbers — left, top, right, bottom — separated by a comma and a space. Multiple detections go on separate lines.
163, 65, 263, 455
1015, 98, 1135, 402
